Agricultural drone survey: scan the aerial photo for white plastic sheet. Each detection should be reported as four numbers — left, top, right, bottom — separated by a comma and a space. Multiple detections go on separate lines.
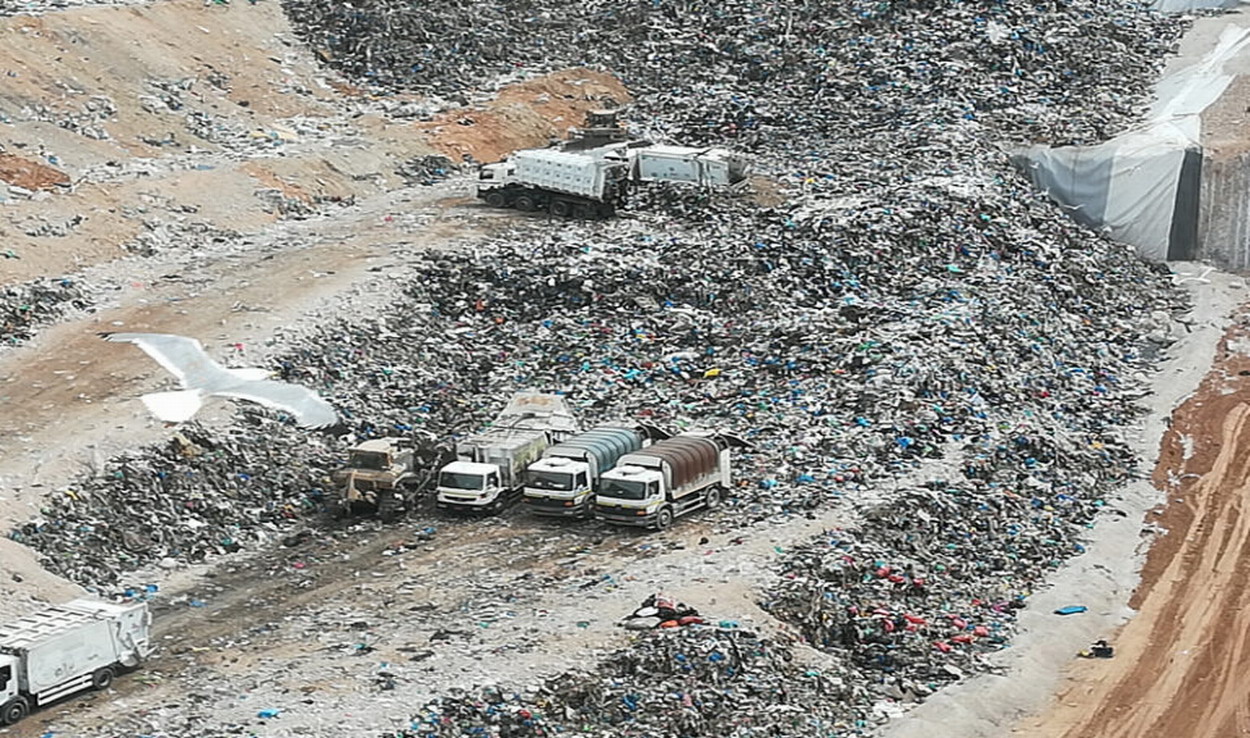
1014, 25, 1250, 260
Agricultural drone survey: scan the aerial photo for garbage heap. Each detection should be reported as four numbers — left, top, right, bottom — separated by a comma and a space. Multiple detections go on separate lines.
282, 0, 1185, 146
385, 626, 863, 738
0, 278, 88, 347
10, 426, 337, 588
762, 481, 1102, 703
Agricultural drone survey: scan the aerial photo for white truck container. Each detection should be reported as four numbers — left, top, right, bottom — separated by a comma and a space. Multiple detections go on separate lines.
435, 393, 579, 513
594, 433, 733, 530
477, 133, 749, 218
477, 148, 631, 217
521, 425, 652, 518
0, 599, 151, 726
633, 145, 749, 188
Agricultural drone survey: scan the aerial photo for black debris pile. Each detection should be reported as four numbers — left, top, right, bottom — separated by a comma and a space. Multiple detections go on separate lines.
10, 426, 338, 589
387, 626, 861, 737
396, 154, 457, 186
0, 277, 90, 347
762, 483, 1097, 699
282, 0, 1186, 146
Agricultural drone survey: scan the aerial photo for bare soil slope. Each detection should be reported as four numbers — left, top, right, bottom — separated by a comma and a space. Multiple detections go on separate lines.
1017, 314, 1250, 738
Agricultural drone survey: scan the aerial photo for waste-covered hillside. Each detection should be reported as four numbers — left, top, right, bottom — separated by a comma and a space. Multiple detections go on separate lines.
11, 0, 1198, 735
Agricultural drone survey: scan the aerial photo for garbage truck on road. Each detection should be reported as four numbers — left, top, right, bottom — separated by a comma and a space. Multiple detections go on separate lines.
521, 424, 667, 517
436, 393, 579, 513
0, 599, 151, 726
593, 432, 737, 530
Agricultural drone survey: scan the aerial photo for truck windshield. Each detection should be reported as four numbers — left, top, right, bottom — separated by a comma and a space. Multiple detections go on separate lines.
439, 472, 484, 491
600, 478, 648, 500
348, 452, 389, 471
527, 470, 574, 491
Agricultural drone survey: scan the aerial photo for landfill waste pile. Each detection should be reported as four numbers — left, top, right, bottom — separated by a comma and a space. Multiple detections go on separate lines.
381, 625, 860, 737
3, 0, 1204, 733
282, 0, 1186, 146
0, 277, 90, 347
396, 155, 458, 187
11, 426, 338, 588
761, 481, 1111, 704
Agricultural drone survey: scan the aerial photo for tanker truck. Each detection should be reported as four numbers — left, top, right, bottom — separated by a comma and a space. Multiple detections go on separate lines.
435, 393, 579, 513
593, 432, 737, 530
521, 424, 668, 518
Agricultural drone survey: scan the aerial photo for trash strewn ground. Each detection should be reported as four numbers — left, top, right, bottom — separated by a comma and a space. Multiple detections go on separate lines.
0, 0, 1232, 736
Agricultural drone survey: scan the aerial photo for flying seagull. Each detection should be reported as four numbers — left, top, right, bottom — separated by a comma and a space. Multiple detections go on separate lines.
101, 332, 338, 429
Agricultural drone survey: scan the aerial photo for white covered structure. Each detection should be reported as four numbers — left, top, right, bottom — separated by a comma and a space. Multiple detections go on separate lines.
1013, 25, 1250, 262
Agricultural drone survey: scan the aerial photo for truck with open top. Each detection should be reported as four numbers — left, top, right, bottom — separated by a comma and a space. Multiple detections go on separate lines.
436, 393, 579, 513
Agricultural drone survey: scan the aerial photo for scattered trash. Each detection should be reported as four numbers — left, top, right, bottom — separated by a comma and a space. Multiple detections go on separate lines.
1079, 639, 1115, 658
1, 0, 1200, 735
1054, 606, 1089, 616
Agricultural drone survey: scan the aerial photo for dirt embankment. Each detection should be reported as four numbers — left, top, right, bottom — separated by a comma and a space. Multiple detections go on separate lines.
0, 1, 624, 287
1017, 312, 1250, 738
413, 69, 630, 164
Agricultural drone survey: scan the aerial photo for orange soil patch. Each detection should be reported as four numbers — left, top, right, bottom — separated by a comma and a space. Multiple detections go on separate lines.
240, 161, 313, 204
1017, 318, 1250, 738
0, 152, 70, 191
415, 68, 630, 164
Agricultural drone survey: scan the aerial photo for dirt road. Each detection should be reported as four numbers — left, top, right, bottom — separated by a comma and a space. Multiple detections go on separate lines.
1017, 318, 1250, 738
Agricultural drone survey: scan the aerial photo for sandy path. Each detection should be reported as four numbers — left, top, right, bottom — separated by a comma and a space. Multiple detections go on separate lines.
1016, 313, 1250, 738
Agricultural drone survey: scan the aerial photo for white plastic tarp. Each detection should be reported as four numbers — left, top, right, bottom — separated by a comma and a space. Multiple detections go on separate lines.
1013, 25, 1250, 260
1151, 0, 1242, 14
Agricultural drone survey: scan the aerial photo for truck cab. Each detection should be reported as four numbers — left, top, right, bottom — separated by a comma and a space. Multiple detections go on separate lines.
596, 465, 665, 523
0, 654, 19, 724
522, 456, 593, 516
436, 460, 504, 510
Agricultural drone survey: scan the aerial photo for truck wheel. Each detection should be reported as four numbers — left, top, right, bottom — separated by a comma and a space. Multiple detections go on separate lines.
484, 191, 507, 208
1, 697, 29, 726
705, 487, 722, 510
656, 507, 675, 530
378, 501, 400, 523
574, 203, 592, 219
551, 200, 571, 217
514, 195, 536, 212
91, 666, 115, 690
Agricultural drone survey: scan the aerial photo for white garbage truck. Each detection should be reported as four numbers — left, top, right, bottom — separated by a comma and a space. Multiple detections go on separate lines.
0, 599, 151, 726
521, 424, 666, 518
476, 111, 749, 218
593, 433, 736, 530
435, 393, 580, 513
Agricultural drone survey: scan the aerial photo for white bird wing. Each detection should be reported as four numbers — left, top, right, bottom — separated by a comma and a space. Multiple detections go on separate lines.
140, 390, 206, 423
100, 332, 224, 388
213, 379, 338, 429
